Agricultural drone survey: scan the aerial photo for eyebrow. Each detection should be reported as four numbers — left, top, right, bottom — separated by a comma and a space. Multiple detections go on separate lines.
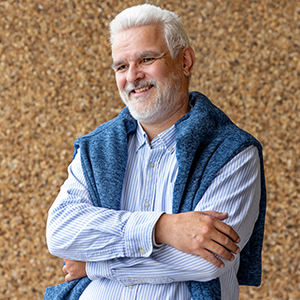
111, 51, 165, 70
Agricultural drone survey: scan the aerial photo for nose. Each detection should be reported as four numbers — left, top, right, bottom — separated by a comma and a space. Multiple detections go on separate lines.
126, 64, 144, 83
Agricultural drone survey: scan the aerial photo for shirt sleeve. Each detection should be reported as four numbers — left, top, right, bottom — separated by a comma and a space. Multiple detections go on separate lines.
46, 149, 164, 262
85, 145, 261, 285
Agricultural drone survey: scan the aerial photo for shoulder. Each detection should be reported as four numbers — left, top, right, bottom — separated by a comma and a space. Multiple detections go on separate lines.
179, 92, 261, 151
72, 107, 137, 157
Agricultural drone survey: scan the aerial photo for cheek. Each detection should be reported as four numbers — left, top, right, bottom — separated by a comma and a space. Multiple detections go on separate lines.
115, 74, 126, 90
151, 64, 174, 81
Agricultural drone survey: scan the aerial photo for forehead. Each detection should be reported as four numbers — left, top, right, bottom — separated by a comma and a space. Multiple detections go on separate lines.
112, 24, 169, 61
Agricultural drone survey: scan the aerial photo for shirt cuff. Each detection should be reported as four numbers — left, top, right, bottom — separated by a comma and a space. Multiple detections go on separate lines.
124, 211, 164, 258
86, 260, 112, 281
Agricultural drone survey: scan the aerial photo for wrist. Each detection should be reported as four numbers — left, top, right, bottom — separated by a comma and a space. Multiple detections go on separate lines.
155, 213, 174, 245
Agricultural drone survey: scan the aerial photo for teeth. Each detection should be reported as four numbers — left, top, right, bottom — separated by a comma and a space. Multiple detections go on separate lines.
134, 86, 151, 93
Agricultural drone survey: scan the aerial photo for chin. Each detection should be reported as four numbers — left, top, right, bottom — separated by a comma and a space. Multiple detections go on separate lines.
128, 108, 159, 124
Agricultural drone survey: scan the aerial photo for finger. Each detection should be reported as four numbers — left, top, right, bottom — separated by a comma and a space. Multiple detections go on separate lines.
214, 220, 240, 244
202, 211, 228, 220
213, 231, 240, 255
62, 265, 68, 274
187, 229, 236, 262
198, 249, 226, 268
65, 273, 71, 283
208, 238, 236, 261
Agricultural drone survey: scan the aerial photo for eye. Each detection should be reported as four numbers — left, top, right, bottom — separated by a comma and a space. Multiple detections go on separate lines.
115, 65, 128, 72
141, 57, 155, 64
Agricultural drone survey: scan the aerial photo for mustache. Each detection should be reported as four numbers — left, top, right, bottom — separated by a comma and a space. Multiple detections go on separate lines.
124, 79, 157, 94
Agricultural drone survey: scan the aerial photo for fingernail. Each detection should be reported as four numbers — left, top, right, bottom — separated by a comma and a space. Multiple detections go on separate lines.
236, 237, 241, 243
235, 247, 240, 254
230, 256, 235, 261
220, 263, 225, 268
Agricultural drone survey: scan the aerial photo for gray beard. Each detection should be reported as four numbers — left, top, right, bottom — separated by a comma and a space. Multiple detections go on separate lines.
119, 74, 184, 125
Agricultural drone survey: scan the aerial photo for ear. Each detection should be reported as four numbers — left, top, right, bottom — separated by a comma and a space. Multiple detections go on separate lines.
181, 47, 194, 77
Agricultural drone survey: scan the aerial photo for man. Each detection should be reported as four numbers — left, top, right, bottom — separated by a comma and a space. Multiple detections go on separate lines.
45, 4, 266, 300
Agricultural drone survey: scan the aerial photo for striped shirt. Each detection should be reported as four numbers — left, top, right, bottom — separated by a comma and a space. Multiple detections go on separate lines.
47, 122, 261, 300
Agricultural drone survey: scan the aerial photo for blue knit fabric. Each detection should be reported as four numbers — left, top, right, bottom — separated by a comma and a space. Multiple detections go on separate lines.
43, 278, 91, 300
44, 92, 266, 300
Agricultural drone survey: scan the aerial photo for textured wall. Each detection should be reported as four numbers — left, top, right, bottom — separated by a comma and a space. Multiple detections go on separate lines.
0, 0, 299, 299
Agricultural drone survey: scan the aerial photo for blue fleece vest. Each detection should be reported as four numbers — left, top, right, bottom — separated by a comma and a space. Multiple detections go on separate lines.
44, 92, 266, 300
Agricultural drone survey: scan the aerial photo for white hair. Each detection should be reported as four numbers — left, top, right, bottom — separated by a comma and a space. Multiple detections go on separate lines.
109, 4, 191, 58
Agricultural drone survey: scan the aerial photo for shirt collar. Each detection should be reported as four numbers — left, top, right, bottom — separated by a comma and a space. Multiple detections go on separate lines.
136, 122, 147, 151
135, 122, 176, 153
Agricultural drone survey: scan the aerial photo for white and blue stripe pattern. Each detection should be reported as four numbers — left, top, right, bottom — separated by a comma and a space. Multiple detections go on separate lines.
47, 122, 261, 300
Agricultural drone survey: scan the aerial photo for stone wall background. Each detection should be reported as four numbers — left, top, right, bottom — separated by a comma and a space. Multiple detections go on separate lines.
0, 0, 299, 299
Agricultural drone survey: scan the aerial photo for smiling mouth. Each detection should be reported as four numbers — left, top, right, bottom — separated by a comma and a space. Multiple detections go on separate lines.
132, 85, 154, 94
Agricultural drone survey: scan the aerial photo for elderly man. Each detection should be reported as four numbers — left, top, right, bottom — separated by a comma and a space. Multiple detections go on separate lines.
45, 4, 266, 300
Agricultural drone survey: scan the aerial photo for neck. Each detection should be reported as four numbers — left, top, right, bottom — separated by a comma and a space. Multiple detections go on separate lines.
140, 100, 191, 143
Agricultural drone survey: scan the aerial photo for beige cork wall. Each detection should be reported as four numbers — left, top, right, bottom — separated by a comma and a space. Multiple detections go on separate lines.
0, 0, 299, 299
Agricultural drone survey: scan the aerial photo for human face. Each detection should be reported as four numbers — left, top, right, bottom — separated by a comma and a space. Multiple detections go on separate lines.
111, 24, 189, 125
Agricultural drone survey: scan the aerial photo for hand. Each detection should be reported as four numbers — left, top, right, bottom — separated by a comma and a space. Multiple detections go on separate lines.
155, 211, 240, 268
62, 259, 87, 282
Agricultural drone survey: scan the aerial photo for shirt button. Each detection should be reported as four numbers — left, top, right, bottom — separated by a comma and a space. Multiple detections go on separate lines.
168, 146, 174, 151
144, 202, 150, 207
128, 285, 134, 289
139, 248, 145, 255
149, 162, 155, 168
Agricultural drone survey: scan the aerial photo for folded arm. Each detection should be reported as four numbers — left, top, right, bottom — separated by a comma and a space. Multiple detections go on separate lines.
83, 146, 261, 284
46, 150, 164, 261
59, 146, 261, 284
